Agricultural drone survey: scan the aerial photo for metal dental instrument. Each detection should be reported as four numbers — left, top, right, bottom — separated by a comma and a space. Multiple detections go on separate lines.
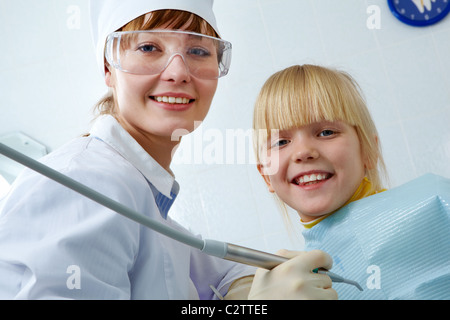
0, 142, 363, 291
313, 268, 363, 291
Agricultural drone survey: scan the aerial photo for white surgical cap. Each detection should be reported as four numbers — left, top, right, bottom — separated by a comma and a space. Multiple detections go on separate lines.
89, 0, 219, 75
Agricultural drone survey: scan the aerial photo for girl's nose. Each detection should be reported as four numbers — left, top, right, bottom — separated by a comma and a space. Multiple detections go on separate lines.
160, 54, 191, 83
291, 139, 320, 162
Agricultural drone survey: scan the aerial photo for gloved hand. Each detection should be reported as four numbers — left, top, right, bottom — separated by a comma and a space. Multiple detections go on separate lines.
248, 249, 338, 300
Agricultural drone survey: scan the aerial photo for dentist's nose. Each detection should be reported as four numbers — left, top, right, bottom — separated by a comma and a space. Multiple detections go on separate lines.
160, 54, 191, 83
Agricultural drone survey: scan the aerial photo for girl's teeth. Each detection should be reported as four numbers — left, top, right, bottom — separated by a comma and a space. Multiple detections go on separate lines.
296, 173, 329, 185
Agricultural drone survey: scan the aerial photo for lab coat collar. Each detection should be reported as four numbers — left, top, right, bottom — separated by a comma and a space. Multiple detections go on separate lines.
89, 115, 177, 199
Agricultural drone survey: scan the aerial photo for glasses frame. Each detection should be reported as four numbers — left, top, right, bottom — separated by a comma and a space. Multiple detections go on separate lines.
105, 29, 232, 79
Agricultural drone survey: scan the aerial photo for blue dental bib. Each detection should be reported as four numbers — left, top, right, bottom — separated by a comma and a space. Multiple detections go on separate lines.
302, 174, 450, 300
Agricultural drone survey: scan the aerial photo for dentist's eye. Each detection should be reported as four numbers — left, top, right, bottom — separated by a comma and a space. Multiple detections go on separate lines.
187, 47, 211, 57
137, 43, 159, 53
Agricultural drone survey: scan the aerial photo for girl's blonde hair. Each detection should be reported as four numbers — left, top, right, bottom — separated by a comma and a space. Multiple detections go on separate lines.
253, 64, 388, 192
93, 10, 219, 118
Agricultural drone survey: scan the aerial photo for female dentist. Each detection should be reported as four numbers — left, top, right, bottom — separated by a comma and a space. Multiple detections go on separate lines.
0, 0, 337, 300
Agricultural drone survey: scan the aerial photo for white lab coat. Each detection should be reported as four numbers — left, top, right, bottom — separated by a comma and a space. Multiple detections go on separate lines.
0, 115, 255, 299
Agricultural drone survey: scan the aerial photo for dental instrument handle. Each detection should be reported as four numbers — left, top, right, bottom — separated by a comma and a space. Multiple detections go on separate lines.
222, 245, 341, 280
206, 243, 339, 278
223, 243, 288, 269
221, 244, 364, 291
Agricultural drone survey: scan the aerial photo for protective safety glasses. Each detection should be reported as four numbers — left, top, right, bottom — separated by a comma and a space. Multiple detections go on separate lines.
105, 30, 232, 80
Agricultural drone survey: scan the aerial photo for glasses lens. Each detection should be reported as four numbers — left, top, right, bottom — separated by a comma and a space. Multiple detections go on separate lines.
106, 30, 232, 79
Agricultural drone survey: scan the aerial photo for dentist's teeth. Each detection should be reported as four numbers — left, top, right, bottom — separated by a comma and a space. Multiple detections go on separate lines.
154, 96, 191, 104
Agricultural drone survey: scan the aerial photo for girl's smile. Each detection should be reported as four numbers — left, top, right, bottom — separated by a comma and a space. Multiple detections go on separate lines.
291, 170, 334, 188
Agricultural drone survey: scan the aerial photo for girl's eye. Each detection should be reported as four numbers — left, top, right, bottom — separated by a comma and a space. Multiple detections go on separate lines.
319, 129, 335, 137
271, 139, 290, 148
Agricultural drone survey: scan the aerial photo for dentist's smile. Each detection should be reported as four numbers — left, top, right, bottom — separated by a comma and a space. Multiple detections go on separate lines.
150, 96, 195, 104
149, 93, 196, 111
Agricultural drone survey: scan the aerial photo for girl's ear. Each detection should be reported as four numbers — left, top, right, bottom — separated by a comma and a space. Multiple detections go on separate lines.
257, 164, 275, 193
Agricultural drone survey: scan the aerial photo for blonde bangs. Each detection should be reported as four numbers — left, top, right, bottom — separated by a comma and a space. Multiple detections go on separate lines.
254, 65, 366, 135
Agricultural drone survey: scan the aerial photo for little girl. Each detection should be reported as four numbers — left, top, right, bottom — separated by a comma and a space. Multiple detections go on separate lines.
253, 64, 450, 299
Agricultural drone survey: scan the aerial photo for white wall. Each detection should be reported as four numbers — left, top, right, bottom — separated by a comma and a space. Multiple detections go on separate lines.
1, 0, 449, 253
